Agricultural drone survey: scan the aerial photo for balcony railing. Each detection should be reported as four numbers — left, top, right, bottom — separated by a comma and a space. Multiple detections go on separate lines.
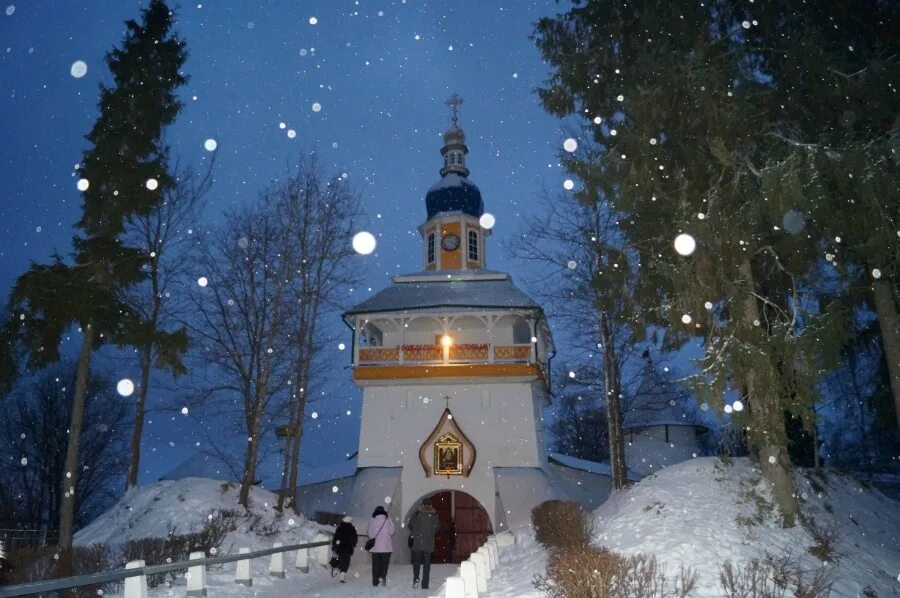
356, 343, 534, 365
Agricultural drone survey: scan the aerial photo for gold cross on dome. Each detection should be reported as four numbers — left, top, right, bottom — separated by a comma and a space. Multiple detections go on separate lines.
446, 93, 464, 126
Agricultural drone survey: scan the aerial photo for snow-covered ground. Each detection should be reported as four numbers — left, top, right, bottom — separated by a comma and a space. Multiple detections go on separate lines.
75, 477, 322, 552
591, 457, 900, 596
71, 477, 538, 597
71, 464, 899, 597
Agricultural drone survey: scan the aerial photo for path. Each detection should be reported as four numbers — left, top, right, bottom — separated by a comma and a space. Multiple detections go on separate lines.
135, 542, 547, 597
149, 560, 458, 598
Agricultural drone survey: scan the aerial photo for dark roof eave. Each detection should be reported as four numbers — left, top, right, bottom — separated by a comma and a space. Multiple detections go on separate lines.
343, 304, 544, 317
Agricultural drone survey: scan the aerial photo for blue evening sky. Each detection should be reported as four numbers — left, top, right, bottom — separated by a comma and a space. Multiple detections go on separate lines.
0, 1, 578, 482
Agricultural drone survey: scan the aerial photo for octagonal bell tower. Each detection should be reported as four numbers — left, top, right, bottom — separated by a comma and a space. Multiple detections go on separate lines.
341, 96, 557, 564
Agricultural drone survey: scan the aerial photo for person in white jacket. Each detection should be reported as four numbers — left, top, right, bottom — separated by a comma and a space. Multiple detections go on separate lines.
366, 505, 395, 587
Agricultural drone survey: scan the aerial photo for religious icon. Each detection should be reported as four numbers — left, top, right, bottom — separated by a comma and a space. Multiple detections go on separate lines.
420, 408, 476, 478
434, 433, 463, 475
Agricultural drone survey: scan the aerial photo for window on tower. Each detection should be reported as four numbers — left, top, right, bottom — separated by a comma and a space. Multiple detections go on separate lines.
468, 229, 479, 261
427, 231, 435, 264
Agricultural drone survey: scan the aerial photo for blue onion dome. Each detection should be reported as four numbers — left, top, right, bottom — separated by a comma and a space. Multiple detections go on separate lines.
426, 173, 484, 219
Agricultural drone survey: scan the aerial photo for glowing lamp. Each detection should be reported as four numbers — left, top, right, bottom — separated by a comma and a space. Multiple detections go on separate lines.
441, 335, 453, 347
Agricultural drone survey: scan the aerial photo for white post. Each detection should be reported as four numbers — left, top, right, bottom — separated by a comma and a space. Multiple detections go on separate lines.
186, 551, 207, 597
459, 560, 479, 598
469, 552, 488, 592
314, 532, 331, 566
485, 540, 499, 568
269, 541, 285, 578
496, 531, 515, 547
123, 560, 148, 598
235, 547, 252, 586
475, 548, 492, 578
444, 576, 467, 598
295, 546, 309, 573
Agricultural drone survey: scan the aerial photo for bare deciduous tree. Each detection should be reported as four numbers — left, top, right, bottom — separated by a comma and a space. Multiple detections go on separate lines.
0, 363, 129, 532
186, 195, 295, 508
185, 156, 363, 509
274, 157, 364, 511
509, 157, 651, 489
122, 159, 212, 490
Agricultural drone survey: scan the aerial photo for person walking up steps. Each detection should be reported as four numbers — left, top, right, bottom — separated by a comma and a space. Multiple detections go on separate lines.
408, 499, 441, 590
332, 515, 358, 583
366, 505, 395, 587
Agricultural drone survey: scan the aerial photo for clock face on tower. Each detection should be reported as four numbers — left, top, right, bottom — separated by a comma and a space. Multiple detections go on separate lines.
441, 233, 460, 251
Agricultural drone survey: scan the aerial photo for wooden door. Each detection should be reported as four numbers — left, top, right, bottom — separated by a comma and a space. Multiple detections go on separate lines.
453, 491, 492, 562
431, 491, 454, 564
429, 491, 492, 564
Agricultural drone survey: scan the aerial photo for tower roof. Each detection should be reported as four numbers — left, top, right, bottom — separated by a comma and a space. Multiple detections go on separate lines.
344, 270, 538, 315
426, 93, 484, 219
425, 174, 484, 219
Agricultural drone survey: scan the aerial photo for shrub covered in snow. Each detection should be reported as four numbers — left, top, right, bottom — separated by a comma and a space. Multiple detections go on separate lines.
719, 554, 832, 597
534, 546, 697, 598
531, 500, 590, 549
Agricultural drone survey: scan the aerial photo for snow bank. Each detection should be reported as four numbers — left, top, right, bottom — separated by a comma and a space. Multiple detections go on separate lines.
74, 477, 321, 553
591, 457, 900, 596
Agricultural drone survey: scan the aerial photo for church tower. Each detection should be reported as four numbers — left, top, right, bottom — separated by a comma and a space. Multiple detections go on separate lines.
340, 97, 557, 563
421, 93, 489, 272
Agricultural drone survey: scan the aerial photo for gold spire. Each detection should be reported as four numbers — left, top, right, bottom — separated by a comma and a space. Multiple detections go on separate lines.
440, 93, 469, 177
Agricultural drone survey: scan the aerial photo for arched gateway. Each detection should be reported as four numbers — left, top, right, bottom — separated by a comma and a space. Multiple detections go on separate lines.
406, 491, 493, 564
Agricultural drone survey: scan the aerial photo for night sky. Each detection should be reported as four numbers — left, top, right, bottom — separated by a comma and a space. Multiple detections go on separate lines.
0, 2, 574, 483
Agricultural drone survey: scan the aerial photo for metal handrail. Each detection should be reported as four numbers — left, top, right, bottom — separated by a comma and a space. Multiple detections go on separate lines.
0, 539, 331, 597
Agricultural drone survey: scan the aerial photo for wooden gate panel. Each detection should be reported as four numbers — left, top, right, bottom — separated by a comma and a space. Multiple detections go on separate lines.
426, 490, 492, 564
432, 491, 454, 564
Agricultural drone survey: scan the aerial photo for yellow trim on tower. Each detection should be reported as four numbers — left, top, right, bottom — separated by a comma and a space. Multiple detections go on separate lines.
353, 363, 540, 381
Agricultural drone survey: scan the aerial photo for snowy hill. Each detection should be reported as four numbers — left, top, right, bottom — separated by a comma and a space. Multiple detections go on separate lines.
591, 457, 900, 596
74, 477, 322, 553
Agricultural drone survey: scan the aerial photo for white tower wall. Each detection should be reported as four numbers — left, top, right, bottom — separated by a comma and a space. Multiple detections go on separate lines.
357, 380, 544, 527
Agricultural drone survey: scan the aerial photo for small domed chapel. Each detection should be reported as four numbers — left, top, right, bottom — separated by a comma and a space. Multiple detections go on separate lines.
294, 95, 615, 564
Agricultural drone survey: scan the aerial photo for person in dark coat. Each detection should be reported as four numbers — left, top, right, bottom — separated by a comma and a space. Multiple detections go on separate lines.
331, 515, 358, 583
366, 505, 395, 587
407, 500, 441, 590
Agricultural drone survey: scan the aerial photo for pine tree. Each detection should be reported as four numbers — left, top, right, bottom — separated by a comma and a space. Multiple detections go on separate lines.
743, 2, 900, 430
533, 0, 851, 527
3, 0, 186, 549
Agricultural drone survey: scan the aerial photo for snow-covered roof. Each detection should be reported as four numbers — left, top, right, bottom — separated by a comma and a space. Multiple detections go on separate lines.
427, 172, 472, 192
344, 270, 541, 315
425, 173, 483, 219
294, 467, 401, 531
546, 451, 642, 482
160, 450, 359, 491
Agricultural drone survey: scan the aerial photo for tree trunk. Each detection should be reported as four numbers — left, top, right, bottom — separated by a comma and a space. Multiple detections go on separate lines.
285, 387, 307, 506
127, 266, 161, 491
126, 345, 152, 490
740, 259, 797, 528
276, 397, 298, 511
601, 311, 627, 490
239, 408, 263, 509
58, 323, 95, 551
871, 277, 900, 431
